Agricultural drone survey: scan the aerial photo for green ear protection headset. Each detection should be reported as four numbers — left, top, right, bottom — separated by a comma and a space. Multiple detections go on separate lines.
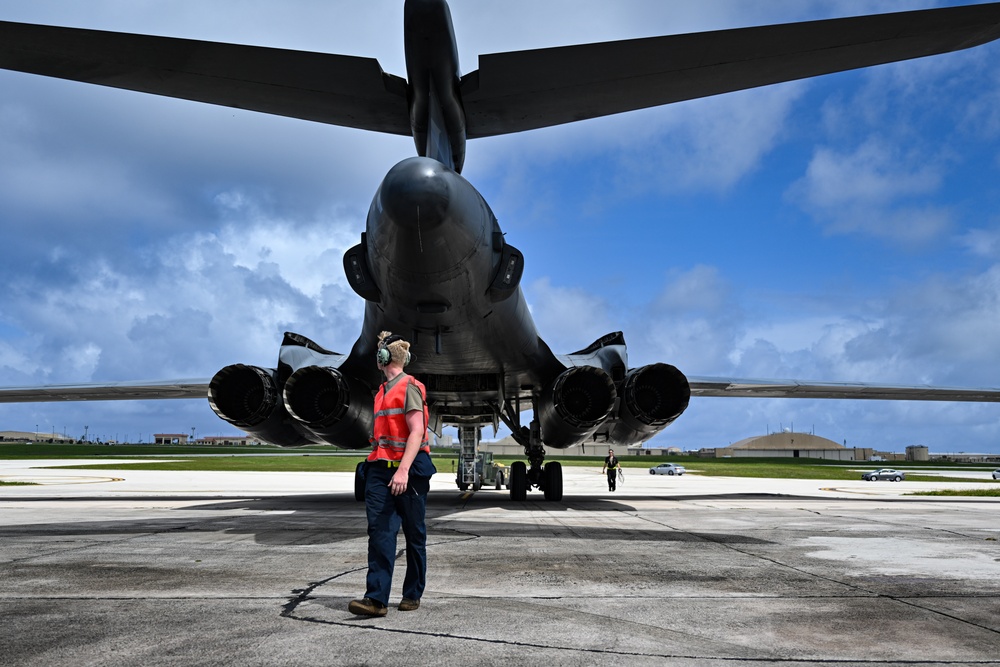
376, 334, 410, 367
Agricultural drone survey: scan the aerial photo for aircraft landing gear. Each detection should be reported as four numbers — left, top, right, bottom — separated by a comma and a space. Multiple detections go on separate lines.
543, 461, 563, 501
493, 399, 563, 502
510, 461, 528, 501
509, 456, 563, 501
506, 418, 563, 502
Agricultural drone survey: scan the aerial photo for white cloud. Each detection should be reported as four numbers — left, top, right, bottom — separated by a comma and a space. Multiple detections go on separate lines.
2, 208, 363, 386
958, 225, 1000, 259
2, 0, 999, 451
525, 278, 616, 352
789, 140, 953, 244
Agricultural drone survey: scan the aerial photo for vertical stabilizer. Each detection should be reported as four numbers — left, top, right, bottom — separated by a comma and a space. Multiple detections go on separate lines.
404, 0, 467, 171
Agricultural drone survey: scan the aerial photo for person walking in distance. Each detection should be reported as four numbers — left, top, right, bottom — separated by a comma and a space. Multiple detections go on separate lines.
349, 331, 437, 617
602, 449, 621, 492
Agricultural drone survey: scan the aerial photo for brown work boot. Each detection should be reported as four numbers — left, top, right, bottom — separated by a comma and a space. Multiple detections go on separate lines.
348, 597, 387, 617
398, 597, 420, 611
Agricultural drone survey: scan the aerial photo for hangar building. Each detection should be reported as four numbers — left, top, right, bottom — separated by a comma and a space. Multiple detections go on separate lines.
710, 432, 873, 460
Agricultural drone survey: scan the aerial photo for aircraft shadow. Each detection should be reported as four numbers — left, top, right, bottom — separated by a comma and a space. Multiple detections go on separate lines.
0, 491, 783, 546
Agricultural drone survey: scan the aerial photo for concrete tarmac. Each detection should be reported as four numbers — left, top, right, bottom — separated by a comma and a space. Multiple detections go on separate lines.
2, 460, 1000, 666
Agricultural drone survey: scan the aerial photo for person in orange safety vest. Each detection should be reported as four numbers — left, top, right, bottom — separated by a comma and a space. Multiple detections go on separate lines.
349, 331, 437, 617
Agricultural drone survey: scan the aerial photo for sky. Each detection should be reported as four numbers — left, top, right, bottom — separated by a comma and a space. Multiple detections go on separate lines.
1, 0, 999, 454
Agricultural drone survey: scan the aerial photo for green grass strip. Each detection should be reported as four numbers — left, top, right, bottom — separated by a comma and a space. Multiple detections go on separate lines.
908, 488, 1000, 497
5, 443, 997, 483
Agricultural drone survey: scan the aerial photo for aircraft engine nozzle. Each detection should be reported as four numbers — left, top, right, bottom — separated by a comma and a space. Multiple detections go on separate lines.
283, 366, 374, 448
283, 366, 352, 425
607, 363, 691, 444
208, 364, 313, 447
622, 363, 690, 426
208, 364, 278, 428
539, 366, 617, 449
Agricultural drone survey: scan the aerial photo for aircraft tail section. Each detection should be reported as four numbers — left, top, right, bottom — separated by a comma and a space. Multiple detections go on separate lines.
4, 3, 998, 166
0, 20, 411, 135
460, 2, 1000, 137
404, 0, 467, 171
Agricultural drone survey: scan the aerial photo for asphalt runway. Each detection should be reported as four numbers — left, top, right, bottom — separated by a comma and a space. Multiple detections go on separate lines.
2, 461, 1000, 666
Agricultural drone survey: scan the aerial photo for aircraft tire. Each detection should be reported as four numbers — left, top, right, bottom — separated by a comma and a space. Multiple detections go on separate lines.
354, 462, 366, 502
510, 461, 527, 501
543, 461, 563, 502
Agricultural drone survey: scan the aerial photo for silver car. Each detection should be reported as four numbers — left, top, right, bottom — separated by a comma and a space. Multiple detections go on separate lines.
649, 463, 686, 476
992, 469, 1000, 480
862, 468, 905, 482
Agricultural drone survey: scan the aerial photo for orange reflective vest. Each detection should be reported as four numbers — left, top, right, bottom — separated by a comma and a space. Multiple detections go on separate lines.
367, 374, 430, 462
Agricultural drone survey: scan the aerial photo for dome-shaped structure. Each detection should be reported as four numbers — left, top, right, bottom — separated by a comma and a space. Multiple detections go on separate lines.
713, 431, 858, 460
729, 432, 843, 450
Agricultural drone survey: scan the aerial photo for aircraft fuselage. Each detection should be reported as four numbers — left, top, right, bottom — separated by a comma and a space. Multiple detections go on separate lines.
346, 157, 558, 413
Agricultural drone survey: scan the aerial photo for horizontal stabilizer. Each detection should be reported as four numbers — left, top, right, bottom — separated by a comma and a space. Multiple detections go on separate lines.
461, 3, 1000, 137
0, 20, 410, 134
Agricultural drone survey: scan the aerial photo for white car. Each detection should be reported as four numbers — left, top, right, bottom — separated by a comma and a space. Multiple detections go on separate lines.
649, 463, 686, 476
992, 469, 1000, 480
862, 468, 905, 481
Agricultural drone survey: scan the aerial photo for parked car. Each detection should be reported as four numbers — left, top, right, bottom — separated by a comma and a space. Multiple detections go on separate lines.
992, 469, 1000, 480
862, 468, 905, 482
649, 463, 686, 476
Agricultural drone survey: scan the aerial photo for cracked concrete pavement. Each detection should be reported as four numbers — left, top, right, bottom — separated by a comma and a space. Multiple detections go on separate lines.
2, 461, 1000, 666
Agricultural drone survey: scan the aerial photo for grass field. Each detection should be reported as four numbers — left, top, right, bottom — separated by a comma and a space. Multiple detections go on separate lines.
0, 442, 339, 458
3, 442, 998, 491
908, 488, 1000, 497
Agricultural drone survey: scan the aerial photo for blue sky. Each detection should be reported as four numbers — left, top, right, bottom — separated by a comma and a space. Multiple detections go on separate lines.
1, 1, 999, 453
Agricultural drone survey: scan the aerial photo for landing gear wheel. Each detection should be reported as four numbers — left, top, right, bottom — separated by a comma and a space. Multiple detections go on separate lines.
457, 482, 469, 491
543, 461, 563, 502
354, 462, 366, 502
510, 461, 528, 501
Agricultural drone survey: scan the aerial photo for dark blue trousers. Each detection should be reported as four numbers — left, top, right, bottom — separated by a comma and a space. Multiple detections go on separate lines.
363, 463, 430, 606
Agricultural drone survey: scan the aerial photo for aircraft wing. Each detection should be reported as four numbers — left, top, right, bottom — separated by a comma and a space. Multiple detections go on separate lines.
0, 20, 411, 135
688, 377, 1000, 403
0, 380, 210, 403
3, 4, 999, 141
3, 375, 999, 405
460, 2, 1000, 137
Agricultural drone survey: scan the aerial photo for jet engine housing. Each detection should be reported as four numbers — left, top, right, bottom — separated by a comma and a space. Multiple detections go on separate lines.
538, 366, 617, 449
283, 366, 374, 448
606, 363, 690, 445
208, 364, 313, 447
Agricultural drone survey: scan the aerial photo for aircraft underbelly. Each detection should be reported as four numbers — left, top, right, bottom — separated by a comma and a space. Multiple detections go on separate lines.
361, 156, 555, 381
